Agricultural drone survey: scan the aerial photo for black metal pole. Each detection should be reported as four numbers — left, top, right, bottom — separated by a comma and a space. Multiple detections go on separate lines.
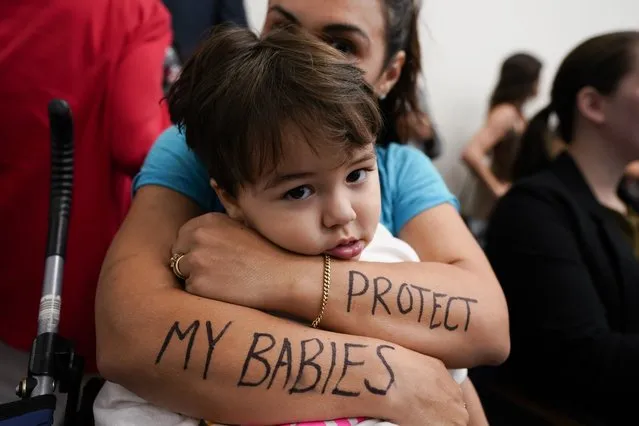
31, 99, 74, 398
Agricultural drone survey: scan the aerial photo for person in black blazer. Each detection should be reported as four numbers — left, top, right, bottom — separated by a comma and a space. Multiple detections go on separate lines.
485, 31, 639, 424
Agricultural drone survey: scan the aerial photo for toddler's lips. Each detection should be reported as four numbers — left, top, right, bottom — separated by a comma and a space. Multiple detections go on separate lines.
325, 240, 365, 260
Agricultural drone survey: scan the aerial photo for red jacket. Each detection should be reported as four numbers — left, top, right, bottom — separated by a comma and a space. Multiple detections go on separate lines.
0, 0, 171, 371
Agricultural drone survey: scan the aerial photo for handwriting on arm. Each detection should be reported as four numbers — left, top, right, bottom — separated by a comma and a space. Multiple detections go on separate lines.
347, 270, 478, 331
155, 321, 396, 399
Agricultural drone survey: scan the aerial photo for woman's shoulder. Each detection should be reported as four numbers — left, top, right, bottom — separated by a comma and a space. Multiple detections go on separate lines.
504, 154, 583, 206
487, 103, 523, 130
489, 103, 520, 120
375, 142, 434, 172
132, 125, 218, 212
375, 142, 459, 235
375, 143, 445, 195
498, 169, 565, 207
490, 168, 575, 236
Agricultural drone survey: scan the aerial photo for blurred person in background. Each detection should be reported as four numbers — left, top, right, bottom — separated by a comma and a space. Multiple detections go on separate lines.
486, 31, 639, 424
162, 0, 248, 62
0, 0, 171, 417
461, 53, 542, 234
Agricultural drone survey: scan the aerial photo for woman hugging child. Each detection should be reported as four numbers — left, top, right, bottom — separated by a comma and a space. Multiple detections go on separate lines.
94, 25, 484, 426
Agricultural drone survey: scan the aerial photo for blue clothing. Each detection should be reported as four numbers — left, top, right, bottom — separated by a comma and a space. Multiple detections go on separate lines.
133, 126, 459, 236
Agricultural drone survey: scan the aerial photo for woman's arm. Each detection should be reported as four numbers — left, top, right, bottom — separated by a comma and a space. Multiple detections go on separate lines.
95, 186, 467, 425
299, 204, 508, 368
178, 144, 508, 369
461, 105, 519, 197
177, 205, 509, 369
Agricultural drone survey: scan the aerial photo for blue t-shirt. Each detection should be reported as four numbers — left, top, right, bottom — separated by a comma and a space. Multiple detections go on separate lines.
133, 126, 459, 236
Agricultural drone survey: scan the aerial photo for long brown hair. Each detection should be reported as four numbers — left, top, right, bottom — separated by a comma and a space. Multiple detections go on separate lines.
489, 53, 542, 109
513, 31, 639, 181
378, 0, 423, 146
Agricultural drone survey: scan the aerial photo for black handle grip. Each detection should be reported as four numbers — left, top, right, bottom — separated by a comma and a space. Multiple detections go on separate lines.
46, 99, 74, 257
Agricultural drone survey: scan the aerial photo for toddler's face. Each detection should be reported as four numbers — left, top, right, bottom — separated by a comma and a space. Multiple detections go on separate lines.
214, 128, 381, 260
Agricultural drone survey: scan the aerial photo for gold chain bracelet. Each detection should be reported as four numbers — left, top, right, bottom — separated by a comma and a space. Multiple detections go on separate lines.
311, 254, 331, 328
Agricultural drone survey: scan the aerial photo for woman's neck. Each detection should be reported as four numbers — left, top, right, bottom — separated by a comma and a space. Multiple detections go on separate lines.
568, 132, 628, 213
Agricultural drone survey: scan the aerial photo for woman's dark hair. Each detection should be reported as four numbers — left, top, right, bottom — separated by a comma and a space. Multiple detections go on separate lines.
513, 31, 639, 181
489, 53, 542, 109
379, 0, 423, 145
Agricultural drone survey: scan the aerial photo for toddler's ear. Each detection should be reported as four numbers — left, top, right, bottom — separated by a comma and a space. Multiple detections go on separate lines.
210, 179, 244, 222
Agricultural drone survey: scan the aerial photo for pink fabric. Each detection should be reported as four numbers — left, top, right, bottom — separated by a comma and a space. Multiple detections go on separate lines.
281, 418, 367, 426
204, 417, 368, 426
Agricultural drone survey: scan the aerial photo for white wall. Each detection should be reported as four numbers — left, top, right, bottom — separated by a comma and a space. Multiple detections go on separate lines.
244, 0, 639, 195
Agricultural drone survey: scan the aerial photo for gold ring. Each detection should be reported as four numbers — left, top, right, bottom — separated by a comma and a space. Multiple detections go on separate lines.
170, 253, 187, 280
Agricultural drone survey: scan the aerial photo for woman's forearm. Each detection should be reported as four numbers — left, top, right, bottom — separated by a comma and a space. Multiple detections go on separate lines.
179, 211, 509, 368
97, 256, 406, 424
96, 187, 471, 425
95, 187, 400, 423
282, 256, 508, 368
